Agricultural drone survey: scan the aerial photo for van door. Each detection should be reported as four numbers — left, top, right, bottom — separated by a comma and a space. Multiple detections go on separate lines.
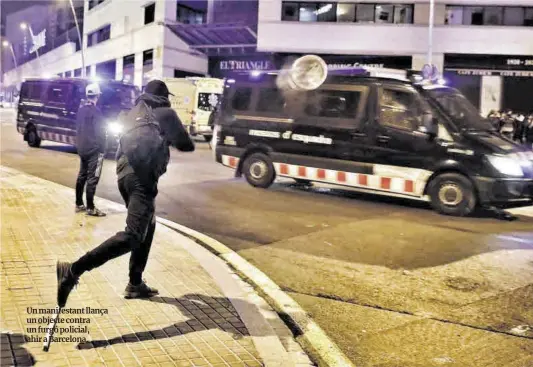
276, 85, 372, 175
19, 81, 46, 130
164, 78, 197, 131
42, 82, 73, 144
367, 84, 443, 196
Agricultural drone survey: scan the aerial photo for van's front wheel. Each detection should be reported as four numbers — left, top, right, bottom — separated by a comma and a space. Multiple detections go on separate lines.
27, 128, 41, 148
428, 173, 476, 216
243, 153, 276, 188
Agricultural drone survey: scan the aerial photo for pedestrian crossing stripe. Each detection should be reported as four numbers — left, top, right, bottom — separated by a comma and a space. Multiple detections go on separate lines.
221, 154, 433, 197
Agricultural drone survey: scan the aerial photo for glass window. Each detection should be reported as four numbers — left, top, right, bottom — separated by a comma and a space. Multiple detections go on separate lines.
356, 4, 374, 23
337, 3, 356, 22
257, 88, 285, 112
177, 5, 205, 24
484, 7, 503, 25
198, 93, 222, 112
144, 3, 155, 25
445, 6, 463, 25
88, 0, 96, 10
375, 4, 393, 23
503, 7, 524, 26
74, 68, 81, 77
463, 6, 484, 25
47, 84, 68, 104
232, 88, 252, 111
394, 5, 413, 24
299, 3, 318, 22
380, 88, 431, 130
305, 90, 361, 119
317, 3, 337, 22
29, 82, 45, 100
282, 2, 299, 21
525, 8, 533, 26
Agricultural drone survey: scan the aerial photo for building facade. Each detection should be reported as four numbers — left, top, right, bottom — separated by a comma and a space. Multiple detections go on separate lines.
254, 0, 533, 115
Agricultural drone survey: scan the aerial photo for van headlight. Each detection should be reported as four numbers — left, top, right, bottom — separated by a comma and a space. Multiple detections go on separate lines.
107, 121, 123, 135
487, 155, 524, 177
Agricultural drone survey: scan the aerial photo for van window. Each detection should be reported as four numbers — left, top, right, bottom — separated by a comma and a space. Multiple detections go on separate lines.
20, 83, 31, 100
231, 87, 252, 110
305, 90, 361, 118
257, 88, 285, 112
47, 84, 69, 104
380, 88, 431, 130
23, 82, 45, 101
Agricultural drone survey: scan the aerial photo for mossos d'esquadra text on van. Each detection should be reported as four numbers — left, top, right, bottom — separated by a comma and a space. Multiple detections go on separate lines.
249, 129, 332, 145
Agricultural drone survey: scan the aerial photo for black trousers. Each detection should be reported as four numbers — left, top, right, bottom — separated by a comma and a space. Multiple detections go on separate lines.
72, 173, 156, 285
75, 152, 103, 209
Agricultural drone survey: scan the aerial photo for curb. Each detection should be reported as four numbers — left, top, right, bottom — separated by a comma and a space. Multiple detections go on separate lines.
156, 217, 355, 367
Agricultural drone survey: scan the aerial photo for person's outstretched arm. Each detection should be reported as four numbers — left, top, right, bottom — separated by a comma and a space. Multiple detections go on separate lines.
155, 107, 195, 152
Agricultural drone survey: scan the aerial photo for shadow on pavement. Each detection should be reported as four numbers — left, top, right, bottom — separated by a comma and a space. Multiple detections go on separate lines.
76, 294, 247, 350
1, 332, 36, 366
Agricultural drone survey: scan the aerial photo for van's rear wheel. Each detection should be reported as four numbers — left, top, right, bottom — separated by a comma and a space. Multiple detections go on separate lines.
27, 128, 41, 148
243, 153, 276, 188
428, 173, 476, 216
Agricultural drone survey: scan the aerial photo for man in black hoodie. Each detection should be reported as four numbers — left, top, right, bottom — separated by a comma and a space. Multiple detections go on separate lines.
57, 80, 194, 306
75, 83, 107, 217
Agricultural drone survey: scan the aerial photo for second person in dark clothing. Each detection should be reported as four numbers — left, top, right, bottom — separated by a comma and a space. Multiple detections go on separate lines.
57, 80, 194, 307
75, 83, 107, 217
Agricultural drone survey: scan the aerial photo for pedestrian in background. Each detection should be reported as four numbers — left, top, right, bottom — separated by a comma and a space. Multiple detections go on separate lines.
75, 83, 107, 217
57, 80, 194, 307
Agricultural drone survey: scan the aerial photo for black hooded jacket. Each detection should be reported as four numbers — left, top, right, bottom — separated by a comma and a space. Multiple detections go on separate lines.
76, 101, 106, 156
116, 93, 194, 192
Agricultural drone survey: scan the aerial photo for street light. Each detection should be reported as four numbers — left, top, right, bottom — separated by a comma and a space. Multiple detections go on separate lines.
427, 0, 435, 66
20, 22, 43, 73
61, 0, 85, 77
2, 40, 18, 68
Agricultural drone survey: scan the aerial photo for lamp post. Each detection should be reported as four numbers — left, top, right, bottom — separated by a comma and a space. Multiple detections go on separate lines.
20, 22, 44, 73
2, 40, 18, 69
65, 0, 85, 77
427, 0, 435, 66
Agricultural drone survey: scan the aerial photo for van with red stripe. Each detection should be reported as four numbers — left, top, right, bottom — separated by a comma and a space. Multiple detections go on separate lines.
212, 71, 533, 216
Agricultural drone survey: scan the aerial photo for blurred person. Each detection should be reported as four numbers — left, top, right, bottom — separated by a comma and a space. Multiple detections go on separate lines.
56, 80, 194, 307
75, 83, 107, 217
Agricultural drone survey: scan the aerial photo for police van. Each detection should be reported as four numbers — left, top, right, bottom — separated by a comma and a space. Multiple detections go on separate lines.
212, 56, 533, 216
16, 77, 139, 150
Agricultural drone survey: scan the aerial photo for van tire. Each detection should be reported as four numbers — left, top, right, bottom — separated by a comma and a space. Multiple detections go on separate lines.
428, 173, 476, 216
27, 128, 41, 148
243, 153, 276, 188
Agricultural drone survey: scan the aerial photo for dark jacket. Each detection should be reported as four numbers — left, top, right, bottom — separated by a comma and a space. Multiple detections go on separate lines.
76, 101, 106, 156
116, 93, 194, 192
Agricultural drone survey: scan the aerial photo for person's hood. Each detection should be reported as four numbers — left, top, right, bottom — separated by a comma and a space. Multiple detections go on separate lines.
136, 93, 171, 109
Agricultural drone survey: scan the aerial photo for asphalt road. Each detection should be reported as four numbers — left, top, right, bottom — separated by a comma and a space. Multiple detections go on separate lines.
2, 109, 533, 367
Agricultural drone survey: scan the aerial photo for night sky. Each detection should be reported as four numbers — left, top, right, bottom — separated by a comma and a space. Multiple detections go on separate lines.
1, 0, 52, 36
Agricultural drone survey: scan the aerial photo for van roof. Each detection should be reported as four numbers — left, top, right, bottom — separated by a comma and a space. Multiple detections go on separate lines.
22, 77, 135, 86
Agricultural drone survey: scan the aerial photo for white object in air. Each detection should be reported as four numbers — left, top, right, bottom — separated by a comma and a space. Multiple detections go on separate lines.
288, 55, 328, 91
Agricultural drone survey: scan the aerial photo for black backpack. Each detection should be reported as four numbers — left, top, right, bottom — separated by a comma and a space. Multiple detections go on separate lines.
119, 100, 166, 182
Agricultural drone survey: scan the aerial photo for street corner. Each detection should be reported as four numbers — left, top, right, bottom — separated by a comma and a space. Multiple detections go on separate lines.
0, 167, 315, 367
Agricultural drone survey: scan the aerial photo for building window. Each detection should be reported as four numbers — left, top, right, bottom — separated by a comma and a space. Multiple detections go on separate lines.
88, 0, 107, 11
281, 2, 413, 24
356, 4, 375, 23
144, 3, 155, 25
87, 24, 110, 47
337, 4, 356, 22
282, 2, 299, 21
445, 5, 533, 26
74, 68, 82, 77
123, 54, 135, 84
142, 49, 154, 87
177, 4, 205, 24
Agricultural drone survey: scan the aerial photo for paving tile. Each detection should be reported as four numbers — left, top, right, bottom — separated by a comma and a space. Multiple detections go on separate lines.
0, 168, 264, 367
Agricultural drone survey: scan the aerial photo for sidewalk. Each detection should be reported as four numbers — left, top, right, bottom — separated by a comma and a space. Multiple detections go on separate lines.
0, 166, 313, 367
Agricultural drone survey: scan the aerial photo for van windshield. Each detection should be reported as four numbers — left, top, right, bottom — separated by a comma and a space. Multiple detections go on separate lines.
426, 88, 494, 132
100, 83, 140, 110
